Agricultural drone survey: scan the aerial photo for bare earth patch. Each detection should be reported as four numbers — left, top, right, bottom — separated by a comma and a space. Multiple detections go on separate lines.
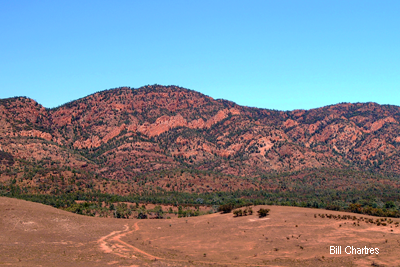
1, 197, 399, 266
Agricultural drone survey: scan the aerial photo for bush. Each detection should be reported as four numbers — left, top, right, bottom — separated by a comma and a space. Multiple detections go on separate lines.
233, 209, 243, 217
248, 207, 253, 215
137, 209, 147, 219
218, 203, 234, 213
257, 208, 270, 218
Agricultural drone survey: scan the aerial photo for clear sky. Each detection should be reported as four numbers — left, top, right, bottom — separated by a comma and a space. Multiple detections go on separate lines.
1, 0, 399, 111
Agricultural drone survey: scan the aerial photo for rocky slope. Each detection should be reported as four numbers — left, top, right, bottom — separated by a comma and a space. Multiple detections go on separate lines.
1, 85, 400, 195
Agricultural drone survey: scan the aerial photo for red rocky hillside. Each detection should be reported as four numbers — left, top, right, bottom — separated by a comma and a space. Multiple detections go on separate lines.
1, 85, 400, 194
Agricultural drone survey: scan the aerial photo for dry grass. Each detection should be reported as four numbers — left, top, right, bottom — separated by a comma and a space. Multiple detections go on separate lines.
1, 197, 400, 266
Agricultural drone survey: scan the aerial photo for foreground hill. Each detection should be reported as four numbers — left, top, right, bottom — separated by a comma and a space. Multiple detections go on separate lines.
1, 85, 400, 213
1, 196, 399, 266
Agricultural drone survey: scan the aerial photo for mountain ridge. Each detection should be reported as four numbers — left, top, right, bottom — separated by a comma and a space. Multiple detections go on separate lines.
1, 85, 400, 197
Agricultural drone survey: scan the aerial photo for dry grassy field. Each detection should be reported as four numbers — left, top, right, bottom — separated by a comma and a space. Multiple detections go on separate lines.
1, 197, 400, 266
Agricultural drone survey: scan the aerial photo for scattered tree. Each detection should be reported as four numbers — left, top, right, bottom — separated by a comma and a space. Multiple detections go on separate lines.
257, 208, 270, 218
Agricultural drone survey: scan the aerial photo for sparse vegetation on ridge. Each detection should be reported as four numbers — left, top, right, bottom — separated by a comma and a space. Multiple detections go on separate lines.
1, 85, 400, 219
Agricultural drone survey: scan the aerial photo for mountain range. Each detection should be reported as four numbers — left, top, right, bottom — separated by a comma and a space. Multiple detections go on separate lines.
1, 85, 400, 197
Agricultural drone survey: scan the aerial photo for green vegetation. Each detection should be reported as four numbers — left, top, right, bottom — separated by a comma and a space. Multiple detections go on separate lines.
1, 177, 400, 218
257, 208, 270, 218
1, 155, 400, 219
315, 213, 400, 228
233, 207, 253, 217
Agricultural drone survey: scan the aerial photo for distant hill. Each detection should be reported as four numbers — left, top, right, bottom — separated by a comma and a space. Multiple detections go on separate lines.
1, 85, 400, 199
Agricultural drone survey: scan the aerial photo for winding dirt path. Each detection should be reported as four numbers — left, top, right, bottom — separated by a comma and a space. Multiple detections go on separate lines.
97, 222, 267, 266
97, 222, 161, 260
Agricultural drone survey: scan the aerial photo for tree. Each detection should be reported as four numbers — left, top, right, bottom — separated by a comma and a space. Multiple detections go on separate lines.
153, 205, 164, 219
233, 209, 243, 217
248, 207, 253, 215
257, 208, 270, 218
137, 207, 147, 219
218, 203, 234, 213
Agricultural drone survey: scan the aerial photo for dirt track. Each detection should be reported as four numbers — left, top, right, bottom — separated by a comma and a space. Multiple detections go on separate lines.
98, 223, 161, 260
1, 197, 400, 266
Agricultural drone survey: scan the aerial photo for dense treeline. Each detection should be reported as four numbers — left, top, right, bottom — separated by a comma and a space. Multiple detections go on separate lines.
1, 182, 400, 218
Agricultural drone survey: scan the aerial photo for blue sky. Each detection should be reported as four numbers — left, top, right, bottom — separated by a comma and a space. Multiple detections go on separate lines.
1, 0, 399, 111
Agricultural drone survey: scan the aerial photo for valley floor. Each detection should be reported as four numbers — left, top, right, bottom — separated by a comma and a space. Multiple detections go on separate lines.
1, 197, 399, 266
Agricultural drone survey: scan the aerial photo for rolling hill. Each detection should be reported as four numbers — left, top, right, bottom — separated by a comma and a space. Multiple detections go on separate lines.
1, 196, 399, 266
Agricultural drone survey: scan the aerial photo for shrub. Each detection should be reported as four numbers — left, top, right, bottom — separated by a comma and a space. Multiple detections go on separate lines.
257, 208, 270, 218
218, 203, 234, 213
248, 207, 253, 215
233, 209, 243, 217
137, 211, 147, 219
